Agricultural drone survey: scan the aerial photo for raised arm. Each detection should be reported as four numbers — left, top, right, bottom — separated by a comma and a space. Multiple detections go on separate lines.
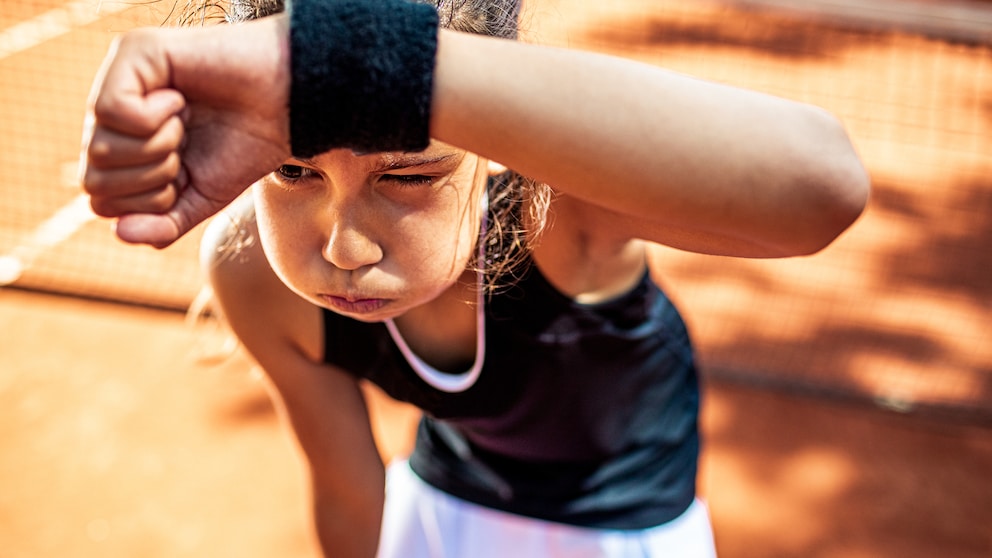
81, 9, 867, 254
431, 30, 870, 256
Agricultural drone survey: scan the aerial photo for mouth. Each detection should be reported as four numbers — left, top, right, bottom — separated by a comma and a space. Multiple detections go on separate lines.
319, 294, 389, 315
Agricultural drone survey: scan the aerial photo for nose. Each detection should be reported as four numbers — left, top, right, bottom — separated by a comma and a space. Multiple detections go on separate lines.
323, 214, 383, 271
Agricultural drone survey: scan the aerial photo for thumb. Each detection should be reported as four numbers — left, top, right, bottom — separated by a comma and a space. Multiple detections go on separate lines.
115, 184, 231, 249
114, 213, 182, 248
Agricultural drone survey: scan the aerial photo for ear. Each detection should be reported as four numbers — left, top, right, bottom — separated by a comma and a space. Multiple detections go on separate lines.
487, 159, 508, 176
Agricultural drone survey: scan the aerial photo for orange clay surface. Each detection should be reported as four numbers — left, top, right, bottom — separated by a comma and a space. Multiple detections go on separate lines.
1, 288, 990, 558
2, 1, 991, 557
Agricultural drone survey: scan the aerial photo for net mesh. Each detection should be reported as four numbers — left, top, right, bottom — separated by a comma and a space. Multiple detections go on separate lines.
0, 0, 204, 310
1, 0, 989, 419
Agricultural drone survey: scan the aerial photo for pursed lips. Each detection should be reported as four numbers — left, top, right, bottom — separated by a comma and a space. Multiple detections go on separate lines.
319, 294, 389, 314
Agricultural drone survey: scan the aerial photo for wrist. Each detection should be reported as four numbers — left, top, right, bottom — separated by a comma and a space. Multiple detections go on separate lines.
287, 0, 439, 157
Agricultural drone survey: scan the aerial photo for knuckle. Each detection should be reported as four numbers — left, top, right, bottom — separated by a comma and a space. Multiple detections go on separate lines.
81, 167, 107, 194
161, 115, 186, 144
91, 95, 124, 125
88, 196, 121, 218
144, 118, 183, 158
165, 151, 182, 175
156, 152, 182, 183
87, 138, 113, 167
147, 185, 178, 213
118, 28, 155, 49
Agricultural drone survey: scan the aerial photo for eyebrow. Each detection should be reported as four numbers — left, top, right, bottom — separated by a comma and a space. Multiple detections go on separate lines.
291, 152, 459, 172
369, 153, 458, 173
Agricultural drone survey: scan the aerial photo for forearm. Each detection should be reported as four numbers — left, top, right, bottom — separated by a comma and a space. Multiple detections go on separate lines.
430, 30, 870, 255
311, 485, 383, 558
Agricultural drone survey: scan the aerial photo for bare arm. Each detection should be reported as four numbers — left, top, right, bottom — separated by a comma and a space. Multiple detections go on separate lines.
204, 211, 383, 558
431, 30, 870, 257
81, 18, 291, 248
81, 13, 867, 255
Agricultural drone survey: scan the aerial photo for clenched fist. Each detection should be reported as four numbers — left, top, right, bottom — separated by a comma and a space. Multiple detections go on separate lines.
80, 14, 291, 248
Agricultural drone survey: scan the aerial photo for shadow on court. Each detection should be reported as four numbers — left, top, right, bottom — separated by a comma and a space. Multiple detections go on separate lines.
1, 0, 991, 557
563, 0, 992, 418
2, 288, 990, 558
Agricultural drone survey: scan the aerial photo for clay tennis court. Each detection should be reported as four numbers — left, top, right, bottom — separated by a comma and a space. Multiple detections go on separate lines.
1, 1, 990, 557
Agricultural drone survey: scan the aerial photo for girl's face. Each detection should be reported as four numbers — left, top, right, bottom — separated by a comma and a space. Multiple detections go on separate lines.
253, 142, 489, 322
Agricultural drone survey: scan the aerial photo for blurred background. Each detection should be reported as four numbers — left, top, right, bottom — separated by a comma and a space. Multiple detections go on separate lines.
1, 0, 989, 556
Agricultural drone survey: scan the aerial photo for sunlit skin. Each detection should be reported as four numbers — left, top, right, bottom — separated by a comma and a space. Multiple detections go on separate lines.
76, 11, 871, 556
253, 142, 491, 324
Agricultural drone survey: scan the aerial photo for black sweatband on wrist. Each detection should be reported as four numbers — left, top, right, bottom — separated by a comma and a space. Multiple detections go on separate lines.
287, 0, 439, 157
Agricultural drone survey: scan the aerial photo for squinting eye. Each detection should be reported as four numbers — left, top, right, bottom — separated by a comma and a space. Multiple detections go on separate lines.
276, 164, 313, 181
383, 174, 435, 187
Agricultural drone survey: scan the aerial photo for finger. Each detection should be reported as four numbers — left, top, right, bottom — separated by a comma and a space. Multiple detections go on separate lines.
87, 114, 185, 170
114, 213, 182, 249
87, 33, 186, 137
165, 182, 233, 245
82, 150, 181, 198
92, 84, 186, 140
89, 183, 179, 218
114, 176, 229, 249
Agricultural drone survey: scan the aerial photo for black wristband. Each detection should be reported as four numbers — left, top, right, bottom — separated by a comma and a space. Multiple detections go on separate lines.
287, 0, 439, 157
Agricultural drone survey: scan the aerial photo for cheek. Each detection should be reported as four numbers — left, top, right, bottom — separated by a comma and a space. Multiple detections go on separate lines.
252, 190, 318, 287
415, 191, 483, 280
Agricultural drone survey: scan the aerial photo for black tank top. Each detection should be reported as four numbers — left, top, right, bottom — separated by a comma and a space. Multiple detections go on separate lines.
322, 260, 700, 529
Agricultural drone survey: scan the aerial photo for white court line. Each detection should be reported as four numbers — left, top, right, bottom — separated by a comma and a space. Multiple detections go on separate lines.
0, 0, 130, 59
0, 194, 98, 285
0, 2, 132, 285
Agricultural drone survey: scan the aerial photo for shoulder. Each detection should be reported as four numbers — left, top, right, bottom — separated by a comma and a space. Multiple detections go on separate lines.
531, 193, 649, 304
201, 195, 324, 365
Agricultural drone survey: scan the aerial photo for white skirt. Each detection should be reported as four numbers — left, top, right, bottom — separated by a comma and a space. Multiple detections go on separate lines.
377, 460, 718, 558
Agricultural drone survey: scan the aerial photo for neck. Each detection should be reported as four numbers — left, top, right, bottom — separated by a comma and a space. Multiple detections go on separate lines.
391, 270, 480, 372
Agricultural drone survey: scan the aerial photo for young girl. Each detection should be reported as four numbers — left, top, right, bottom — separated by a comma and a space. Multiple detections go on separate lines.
80, 0, 870, 556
